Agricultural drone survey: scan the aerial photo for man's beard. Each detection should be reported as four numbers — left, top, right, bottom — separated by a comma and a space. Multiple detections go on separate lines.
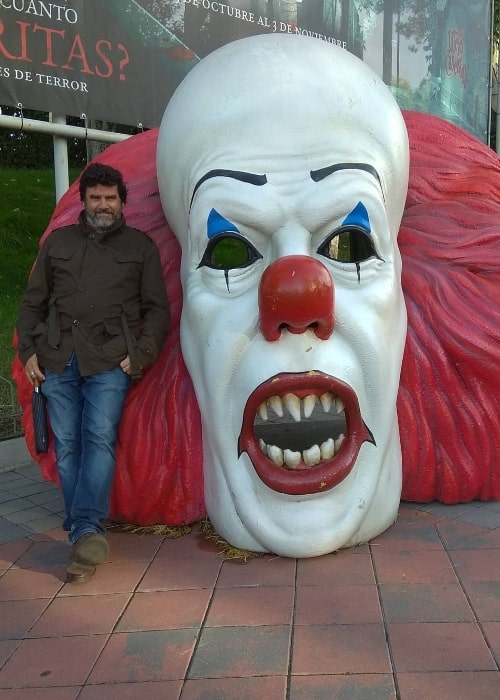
86, 211, 119, 232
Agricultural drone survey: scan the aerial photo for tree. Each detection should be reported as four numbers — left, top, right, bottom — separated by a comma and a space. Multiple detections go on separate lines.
494, 0, 499, 51
0, 106, 86, 169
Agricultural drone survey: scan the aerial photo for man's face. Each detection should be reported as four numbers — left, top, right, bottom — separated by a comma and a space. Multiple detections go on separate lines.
83, 184, 122, 231
158, 35, 409, 556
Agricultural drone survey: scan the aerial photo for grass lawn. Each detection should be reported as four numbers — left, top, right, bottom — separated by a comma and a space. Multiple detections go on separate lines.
0, 167, 79, 437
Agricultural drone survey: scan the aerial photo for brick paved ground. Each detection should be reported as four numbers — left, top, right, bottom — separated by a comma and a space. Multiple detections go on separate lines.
1, 462, 500, 699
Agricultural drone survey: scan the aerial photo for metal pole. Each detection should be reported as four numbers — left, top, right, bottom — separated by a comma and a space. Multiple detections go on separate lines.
0, 114, 131, 143
50, 114, 69, 203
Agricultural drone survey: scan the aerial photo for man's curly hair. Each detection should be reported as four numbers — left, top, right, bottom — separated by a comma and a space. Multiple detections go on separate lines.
79, 162, 128, 204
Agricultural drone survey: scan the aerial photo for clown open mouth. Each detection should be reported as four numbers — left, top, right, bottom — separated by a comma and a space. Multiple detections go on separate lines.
238, 371, 374, 495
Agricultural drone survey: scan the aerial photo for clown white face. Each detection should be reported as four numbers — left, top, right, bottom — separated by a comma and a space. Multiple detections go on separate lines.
157, 35, 409, 557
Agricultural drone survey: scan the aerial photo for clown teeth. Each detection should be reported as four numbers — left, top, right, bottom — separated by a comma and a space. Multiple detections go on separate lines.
258, 391, 337, 422
284, 448, 302, 468
335, 433, 345, 452
303, 394, 317, 418
320, 392, 333, 412
254, 391, 346, 469
303, 444, 321, 466
261, 433, 346, 470
320, 437, 335, 460
269, 395, 284, 417
267, 443, 284, 466
283, 393, 301, 422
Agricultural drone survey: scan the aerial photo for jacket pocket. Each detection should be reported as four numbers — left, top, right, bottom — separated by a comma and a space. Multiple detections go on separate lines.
48, 243, 74, 262
113, 251, 143, 263
83, 323, 128, 365
102, 320, 128, 361
101, 335, 128, 363
112, 250, 143, 287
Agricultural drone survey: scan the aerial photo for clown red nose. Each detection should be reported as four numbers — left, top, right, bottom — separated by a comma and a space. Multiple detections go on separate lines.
259, 255, 334, 341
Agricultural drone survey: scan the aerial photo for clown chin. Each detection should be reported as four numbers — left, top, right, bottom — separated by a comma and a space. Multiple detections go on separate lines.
203, 423, 402, 558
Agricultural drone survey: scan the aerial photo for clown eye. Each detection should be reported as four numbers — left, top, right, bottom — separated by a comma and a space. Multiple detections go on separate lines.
199, 232, 262, 270
317, 226, 377, 263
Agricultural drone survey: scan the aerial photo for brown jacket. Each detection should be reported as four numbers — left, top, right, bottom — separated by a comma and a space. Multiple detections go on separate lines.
17, 212, 170, 378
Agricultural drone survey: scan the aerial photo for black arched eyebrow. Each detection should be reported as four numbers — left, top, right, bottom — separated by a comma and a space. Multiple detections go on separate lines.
310, 162, 382, 189
190, 169, 268, 209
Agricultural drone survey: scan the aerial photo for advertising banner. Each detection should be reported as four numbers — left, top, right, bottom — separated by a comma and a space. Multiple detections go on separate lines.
0, 0, 492, 141
0, 0, 198, 127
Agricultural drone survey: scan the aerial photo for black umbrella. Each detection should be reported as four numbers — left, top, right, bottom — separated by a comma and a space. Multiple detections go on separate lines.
32, 381, 49, 453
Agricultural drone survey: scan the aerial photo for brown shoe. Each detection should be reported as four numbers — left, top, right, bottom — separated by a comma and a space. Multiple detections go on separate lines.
71, 532, 109, 566
66, 560, 96, 584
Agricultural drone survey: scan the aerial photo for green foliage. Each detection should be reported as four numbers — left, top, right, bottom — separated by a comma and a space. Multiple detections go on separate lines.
0, 169, 52, 388
0, 167, 79, 393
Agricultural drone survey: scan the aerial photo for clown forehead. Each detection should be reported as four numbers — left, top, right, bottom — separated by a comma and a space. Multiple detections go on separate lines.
157, 34, 409, 239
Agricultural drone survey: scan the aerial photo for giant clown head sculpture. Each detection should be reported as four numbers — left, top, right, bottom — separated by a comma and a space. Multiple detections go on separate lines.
156, 34, 409, 556
13, 48, 500, 554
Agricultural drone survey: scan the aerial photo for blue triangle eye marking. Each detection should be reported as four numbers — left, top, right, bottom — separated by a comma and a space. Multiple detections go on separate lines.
207, 208, 240, 239
341, 201, 371, 233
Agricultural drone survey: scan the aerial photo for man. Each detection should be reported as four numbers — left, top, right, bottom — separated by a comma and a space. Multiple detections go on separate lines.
16, 162, 170, 582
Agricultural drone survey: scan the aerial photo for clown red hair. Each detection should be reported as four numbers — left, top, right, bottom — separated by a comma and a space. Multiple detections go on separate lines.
399, 112, 500, 503
12, 111, 500, 522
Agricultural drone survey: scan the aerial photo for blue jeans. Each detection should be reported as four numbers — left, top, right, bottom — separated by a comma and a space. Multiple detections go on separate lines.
42, 353, 131, 544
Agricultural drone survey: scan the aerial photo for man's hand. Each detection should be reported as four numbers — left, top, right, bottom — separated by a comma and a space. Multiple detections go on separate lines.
25, 354, 45, 384
120, 356, 131, 374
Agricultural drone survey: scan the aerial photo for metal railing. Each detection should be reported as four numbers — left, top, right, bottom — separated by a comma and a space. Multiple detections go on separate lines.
0, 375, 23, 441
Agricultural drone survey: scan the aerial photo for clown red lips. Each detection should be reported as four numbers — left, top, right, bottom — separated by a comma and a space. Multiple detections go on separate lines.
239, 370, 375, 495
157, 34, 409, 556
